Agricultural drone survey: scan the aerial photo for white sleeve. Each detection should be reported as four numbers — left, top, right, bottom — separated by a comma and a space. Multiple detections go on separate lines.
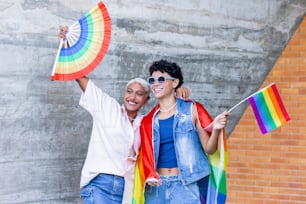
79, 80, 119, 115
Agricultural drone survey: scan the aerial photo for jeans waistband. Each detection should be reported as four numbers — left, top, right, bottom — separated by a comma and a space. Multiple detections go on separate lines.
99, 173, 124, 179
159, 175, 180, 182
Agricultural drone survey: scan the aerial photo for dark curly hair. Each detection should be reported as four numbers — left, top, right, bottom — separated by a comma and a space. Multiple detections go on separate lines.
149, 59, 184, 90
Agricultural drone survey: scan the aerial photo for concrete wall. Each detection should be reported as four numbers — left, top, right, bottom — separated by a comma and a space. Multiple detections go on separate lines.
0, 0, 305, 203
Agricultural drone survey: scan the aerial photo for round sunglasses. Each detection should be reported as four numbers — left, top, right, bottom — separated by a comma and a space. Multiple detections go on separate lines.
147, 76, 175, 85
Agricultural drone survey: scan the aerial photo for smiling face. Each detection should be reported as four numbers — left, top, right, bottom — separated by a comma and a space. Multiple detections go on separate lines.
149, 71, 178, 99
123, 82, 149, 114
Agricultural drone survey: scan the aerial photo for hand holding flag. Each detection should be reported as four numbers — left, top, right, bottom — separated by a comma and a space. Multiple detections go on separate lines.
205, 83, 289, 204
212, 111, 230, 130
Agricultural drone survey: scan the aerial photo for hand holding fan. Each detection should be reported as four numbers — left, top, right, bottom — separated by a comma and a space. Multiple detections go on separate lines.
51, 1, 111, 80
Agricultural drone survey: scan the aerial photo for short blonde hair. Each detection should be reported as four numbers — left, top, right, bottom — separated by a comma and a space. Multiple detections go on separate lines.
126, 77, 150, 96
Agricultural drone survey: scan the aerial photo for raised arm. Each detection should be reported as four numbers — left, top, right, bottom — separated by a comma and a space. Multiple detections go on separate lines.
76, 76, 89, 92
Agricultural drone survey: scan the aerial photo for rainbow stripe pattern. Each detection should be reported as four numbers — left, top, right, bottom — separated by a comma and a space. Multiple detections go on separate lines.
132, 150, 145, 204
51, 1, 111, 80
206, 128, 227, 204
132, 102, 225, 204
248, 83, 290, 134
132, 105, 160, 204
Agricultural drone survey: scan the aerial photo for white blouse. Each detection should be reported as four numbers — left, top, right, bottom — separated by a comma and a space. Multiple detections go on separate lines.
79, 80, 142, 203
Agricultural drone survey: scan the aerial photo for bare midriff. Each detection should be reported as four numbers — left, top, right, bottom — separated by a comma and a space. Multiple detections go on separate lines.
157, 167, 179, 176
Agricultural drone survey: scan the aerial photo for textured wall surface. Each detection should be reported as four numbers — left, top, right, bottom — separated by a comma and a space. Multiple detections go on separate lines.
0, 0, 305, 203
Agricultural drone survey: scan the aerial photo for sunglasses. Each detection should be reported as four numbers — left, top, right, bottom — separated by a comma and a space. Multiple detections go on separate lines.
147, 76, 175, 85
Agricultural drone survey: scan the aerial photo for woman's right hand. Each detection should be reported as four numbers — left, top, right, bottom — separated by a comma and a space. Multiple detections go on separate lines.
58, 26, 69, 48
146, 177, 162, 186
58, 26, 68, 40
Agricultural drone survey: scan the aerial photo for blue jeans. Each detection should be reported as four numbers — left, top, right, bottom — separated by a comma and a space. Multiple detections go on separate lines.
80, 173, 124, 204
144, 175, 201, 204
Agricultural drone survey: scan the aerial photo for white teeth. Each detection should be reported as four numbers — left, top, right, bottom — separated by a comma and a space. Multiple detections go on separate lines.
153, 88, 162, 93
128, 101, 137, 105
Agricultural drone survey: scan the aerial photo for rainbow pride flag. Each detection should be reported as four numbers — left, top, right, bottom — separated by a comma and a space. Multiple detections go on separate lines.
248, 83, 290, 134
206, 128, 228, 204
132, 151, 145, 204
132, 105, 160, 204
132, 101, 226, 204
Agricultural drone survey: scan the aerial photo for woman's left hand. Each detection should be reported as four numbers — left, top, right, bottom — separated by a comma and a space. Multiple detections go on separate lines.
213, 111, 230, 130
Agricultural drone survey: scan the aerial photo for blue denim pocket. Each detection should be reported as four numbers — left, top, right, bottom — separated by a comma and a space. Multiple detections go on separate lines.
80, 174, 124, 204
80, 186, 94, 204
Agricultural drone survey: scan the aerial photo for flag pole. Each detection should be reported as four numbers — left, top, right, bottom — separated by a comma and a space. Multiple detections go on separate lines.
51, 38, 64, 77
227, 82, 275, 113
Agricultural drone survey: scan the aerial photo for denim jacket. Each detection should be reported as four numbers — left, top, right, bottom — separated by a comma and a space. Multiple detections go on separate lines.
152, 98, 211, 185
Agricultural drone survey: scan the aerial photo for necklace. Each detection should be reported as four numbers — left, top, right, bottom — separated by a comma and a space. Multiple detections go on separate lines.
159, 102, 177, 113
128, 116, 136, 121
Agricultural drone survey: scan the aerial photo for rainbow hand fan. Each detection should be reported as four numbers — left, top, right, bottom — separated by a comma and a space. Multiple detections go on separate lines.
51, 1, 111, 80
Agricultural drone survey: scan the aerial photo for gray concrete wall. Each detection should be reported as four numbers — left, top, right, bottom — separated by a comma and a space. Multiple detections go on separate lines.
0, 0, 305, 203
